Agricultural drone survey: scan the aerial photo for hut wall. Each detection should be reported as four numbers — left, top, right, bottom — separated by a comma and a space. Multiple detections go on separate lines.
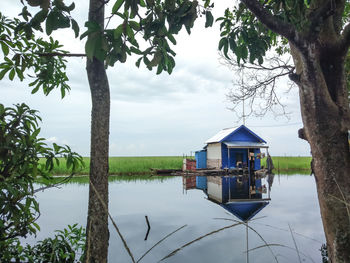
221, 144, 228, 168
195, 150, 207, 169
206, 143, 222, 168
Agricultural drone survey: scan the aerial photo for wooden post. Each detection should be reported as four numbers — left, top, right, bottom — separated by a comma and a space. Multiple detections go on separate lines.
248, 149, 251, 199
228, 147, 230, 168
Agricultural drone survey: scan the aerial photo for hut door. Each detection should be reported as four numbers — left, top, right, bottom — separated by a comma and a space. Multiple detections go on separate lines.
236, 152, 243, 168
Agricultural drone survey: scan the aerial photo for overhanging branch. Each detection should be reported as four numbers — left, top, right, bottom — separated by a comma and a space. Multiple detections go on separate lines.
37, 52, 86, 57
308, 0, 335, 37
33, 173, 75, 193
240, 0, 297, 43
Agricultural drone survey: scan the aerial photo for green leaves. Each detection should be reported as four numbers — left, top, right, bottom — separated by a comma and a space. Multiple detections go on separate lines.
0, 224, 86, 263
71, 19, 79, 38
0, 67, 10, 80
16, 1, 79, 38
45, 11, 56, 35
45, 10, 70, 35
0, 103, 83, 247
107, 0, 201, 74
85, 32, 102, 60
0, 11, 74, 96
0, 41, 9, 56
129, 21, 140, 31
217, 6, 277, 65
205, 11, 214, 28
81, 21, 108, 61
9, 68, 15, 80
80, 21, 101, 39
112, 0, 125, 14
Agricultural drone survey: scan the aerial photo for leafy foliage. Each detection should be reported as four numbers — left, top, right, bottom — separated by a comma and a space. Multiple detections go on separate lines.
219, 0, 350, 117
0, 0, 83, 98
79, 0, 214, 74
0, 224, 86, 263
0, 103, 84, 243
216, 3, 291, 65
3, 0, 215, 76
0, 13, 72, 98
17, 0, 78, 38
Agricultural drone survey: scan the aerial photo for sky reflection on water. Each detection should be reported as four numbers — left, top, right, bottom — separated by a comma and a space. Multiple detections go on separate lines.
31, 174, 325, 263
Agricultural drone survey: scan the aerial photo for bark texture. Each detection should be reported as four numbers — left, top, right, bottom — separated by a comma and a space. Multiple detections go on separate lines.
296, 42, 350, 263
85, 0, 110, 262
241, 0, 350, 261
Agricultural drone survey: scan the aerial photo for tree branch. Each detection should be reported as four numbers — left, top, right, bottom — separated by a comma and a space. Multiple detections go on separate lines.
222, 53, 295, 119
33, 174, 75, 193
37, 52, 86, 57
307, 0, 335, 40
298, 128, 308, 141
240, 0, 297, 42
308, 0, 334, 27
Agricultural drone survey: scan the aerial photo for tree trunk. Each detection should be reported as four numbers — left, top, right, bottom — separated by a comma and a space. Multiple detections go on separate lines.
85, 0, 110, 262
294, 42, 350, 262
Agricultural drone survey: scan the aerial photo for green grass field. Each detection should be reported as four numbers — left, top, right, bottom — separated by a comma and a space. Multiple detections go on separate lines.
36, 174, 174, 185
46, 156, 311, 176
48, 156, 184, 175
262, 156, 312, 172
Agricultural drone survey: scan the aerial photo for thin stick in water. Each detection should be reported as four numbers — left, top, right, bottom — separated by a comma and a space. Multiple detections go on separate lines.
137, 225, 187, 263
288, 223, 302, 263
144, 215, 151, 241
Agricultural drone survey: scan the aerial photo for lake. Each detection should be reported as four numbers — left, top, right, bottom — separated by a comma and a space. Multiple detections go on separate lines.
30, 174, 325, 263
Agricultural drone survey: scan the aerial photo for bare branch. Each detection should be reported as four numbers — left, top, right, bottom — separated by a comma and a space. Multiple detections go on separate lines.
221, 52, 295, 120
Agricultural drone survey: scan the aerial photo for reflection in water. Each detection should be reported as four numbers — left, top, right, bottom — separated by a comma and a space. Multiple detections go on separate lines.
183, 173, 275, 263
31, 174, 324, 263
183, 173, 273, 222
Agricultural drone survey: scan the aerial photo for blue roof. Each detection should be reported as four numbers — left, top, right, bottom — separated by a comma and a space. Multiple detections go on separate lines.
221, 201, 269, 222
206, 125, 266, 144
221, 125, 266, 144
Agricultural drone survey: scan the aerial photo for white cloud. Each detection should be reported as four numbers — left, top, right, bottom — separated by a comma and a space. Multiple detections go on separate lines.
0, 0, 310, 157
45, 137, 58, 143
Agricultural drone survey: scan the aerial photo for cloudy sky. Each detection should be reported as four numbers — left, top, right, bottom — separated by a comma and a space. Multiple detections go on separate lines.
1, 0, 310, 157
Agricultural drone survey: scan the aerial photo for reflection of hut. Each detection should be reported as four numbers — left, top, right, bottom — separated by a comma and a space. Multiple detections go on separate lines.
220, 202, 269, 222
190, 174, 270, 263
196, 175, 270, 222
206, 176, 265, 203
195, 125, 268, 172
196, 176, 207, 191
183, 175, 196, 190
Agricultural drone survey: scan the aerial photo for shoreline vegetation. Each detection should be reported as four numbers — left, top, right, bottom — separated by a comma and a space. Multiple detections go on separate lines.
46, 156, 312, 176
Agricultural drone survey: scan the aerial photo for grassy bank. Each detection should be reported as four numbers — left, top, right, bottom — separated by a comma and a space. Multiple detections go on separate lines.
36, 174, 175, 185
48, 156, 184, 175
262, 156, 312, 172
47, 156, 311, 175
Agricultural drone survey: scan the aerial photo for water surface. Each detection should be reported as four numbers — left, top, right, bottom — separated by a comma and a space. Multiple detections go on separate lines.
30, 174, 325, 263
